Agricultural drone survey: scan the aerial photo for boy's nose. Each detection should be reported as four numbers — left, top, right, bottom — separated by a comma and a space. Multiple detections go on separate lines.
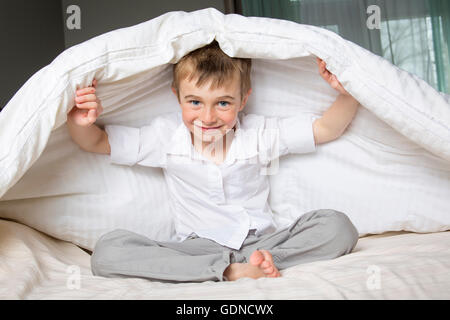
200, 107, 217, 125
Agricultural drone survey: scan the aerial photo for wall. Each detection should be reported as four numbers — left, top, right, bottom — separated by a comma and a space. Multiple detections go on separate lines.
61, 0, 225, 48
0, 0, 65, 110
0, 0, 226, 111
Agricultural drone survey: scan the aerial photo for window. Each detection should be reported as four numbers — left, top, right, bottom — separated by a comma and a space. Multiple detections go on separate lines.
239, 0, 449, 93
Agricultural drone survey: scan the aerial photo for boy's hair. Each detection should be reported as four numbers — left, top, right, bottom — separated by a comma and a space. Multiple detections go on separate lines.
172, 41, 252, 100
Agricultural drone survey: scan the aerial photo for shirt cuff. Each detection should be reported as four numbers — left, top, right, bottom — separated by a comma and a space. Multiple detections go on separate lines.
104, 125, 140, 166
279, 115, 317, 154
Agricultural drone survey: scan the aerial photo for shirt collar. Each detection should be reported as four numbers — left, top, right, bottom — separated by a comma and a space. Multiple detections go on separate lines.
167, 113, 257, 162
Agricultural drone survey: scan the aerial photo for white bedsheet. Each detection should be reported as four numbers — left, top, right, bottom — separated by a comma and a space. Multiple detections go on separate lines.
1, 219, 448, 299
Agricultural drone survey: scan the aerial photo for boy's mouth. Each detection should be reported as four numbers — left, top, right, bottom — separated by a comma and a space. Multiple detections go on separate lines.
196, 125, 222, 132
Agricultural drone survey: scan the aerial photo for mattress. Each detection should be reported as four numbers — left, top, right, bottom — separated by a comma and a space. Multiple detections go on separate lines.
1, 218, 448, 299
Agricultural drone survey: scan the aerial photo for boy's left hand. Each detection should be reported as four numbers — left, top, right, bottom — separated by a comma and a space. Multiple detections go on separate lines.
316, 58, 350, 96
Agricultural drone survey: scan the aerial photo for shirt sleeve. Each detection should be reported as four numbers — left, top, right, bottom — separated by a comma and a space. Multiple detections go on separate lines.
104, 116, 172, 168
257, 114, 317, 163
278, 114, 317, 155
104, 125, 140, 166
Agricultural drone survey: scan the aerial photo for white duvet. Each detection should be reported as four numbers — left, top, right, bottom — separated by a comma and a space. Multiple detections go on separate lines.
0, 8, 449, 251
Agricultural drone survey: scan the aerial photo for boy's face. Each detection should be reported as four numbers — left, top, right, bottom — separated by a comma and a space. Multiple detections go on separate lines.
173, 72, 251, 144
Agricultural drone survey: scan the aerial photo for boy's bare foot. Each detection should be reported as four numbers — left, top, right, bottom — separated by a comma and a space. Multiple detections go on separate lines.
223, 250, 281, 281
250, 250, 281, 278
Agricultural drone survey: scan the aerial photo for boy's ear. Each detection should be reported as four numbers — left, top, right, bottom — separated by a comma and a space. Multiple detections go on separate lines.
239, 88, 252, 111
171, 86, 180, 102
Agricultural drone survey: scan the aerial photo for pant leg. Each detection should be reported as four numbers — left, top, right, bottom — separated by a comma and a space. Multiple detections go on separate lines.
236, 209, 359, 270
91, 229, 233, 283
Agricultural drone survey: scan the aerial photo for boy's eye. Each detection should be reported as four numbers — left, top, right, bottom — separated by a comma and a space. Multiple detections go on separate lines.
189, 100, 200, 106
218, 101, 229, 108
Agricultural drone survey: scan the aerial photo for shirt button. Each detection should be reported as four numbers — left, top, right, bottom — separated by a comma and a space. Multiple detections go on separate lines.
207, 166, 225, 203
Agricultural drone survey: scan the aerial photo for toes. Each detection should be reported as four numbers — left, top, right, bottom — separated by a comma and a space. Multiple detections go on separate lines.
259, 250, 274, 263
267, 270, 281, 278
261, 260, 271, 269
249, 250, 281, 278
266, 269, 281, 278
259, 250, 280, 277
249, 250, 264, 267
263, 266, 274, 274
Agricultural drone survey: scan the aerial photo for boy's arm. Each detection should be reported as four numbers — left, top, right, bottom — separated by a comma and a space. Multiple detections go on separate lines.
312, 58, 360, 144
312, 94, 359, 144
67, 119, 111, 154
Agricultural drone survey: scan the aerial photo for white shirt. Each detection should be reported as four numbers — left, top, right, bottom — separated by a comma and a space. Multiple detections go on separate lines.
105, 111, 316, 250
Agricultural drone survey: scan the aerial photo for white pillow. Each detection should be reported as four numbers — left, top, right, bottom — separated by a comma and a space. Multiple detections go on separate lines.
0, 8, 449, 250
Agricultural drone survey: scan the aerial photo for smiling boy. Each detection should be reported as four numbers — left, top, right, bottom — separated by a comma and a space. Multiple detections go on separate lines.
67, 41, 359, 282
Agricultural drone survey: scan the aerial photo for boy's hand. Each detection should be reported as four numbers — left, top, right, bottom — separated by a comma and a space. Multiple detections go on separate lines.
316, 58, 350, 96
68, 79, 103, 126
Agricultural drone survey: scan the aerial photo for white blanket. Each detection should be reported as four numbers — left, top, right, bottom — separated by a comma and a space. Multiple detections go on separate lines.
0, 8, 449, 250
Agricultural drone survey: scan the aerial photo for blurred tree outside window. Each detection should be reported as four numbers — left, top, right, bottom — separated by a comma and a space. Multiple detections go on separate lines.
240, 0, 449, 94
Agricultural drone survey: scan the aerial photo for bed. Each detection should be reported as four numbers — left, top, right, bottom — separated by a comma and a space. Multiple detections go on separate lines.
0, 8, 449, 300
1, 219, 449, 299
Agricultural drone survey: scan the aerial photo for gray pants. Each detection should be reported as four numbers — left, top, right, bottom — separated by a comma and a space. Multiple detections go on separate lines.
91, 209, 359, 283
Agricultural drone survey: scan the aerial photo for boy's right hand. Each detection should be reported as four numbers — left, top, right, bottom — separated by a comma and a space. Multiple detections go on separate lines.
68, 79, 103, 126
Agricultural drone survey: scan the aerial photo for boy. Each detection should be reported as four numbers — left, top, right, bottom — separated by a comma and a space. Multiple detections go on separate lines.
67, 41, 360, 282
